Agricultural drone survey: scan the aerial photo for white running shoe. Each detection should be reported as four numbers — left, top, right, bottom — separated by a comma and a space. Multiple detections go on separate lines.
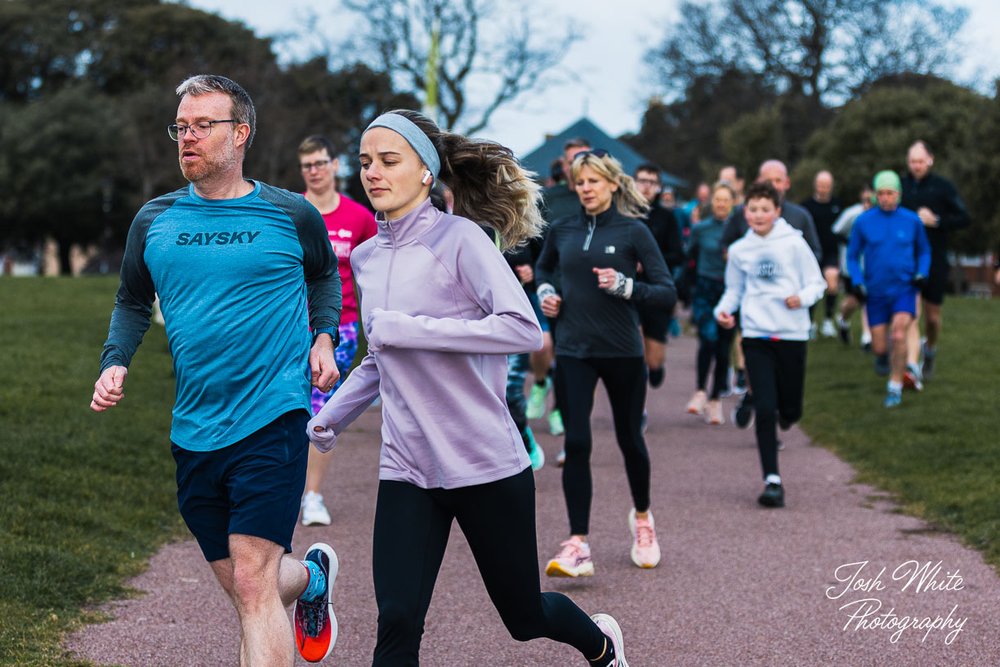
686, 390, 707, 415
591, 613, 629, 666
301, 491, 331, 526
628, 509, 661, 568
820, 319, 837, 338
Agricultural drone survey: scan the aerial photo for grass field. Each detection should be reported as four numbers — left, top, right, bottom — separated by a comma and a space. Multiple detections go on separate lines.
0, 277, 996, 666
801, 297, 1000, 567
0, 277, 181, 667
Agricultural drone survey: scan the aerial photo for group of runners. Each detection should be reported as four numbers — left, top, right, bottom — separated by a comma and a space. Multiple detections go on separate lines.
90, 73, 968, 665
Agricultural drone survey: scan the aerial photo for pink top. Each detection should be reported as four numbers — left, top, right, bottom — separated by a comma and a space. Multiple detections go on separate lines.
310, 193, 377, 324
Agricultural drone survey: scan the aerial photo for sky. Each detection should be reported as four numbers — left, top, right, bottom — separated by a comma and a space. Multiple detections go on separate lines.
184, 0, 1000, 158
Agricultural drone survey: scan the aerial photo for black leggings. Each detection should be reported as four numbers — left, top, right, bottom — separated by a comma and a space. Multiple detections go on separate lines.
371, 468, 605, 666
556, 355, 650, 536
742, 338, 807, 479
696, 325, 735, 399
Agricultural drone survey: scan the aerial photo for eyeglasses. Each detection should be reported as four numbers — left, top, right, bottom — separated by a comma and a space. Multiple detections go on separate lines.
635, 177, 661, 186
300, 159, 332, 172
574, 148, 610, 161
167, 120, 238, 141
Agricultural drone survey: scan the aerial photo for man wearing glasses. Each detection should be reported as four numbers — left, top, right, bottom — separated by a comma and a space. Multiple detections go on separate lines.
90, 75, 342, 665
296, 135, 376, 528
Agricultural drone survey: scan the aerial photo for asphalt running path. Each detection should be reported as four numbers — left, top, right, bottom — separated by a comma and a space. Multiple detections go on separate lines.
66, 334, 1000, 665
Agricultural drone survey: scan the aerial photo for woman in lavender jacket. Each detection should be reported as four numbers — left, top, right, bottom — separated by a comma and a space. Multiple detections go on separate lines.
307, 110, 630, 667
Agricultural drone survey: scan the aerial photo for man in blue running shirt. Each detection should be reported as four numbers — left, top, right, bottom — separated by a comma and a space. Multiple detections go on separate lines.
91, 75, 342, 665
847, 170, 931, 409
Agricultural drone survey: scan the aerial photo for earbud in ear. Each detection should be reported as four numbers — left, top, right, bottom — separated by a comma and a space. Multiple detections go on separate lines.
421, 170, 432, 185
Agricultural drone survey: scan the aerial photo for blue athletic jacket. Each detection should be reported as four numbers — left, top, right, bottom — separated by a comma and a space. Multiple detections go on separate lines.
847, 206, 931, 297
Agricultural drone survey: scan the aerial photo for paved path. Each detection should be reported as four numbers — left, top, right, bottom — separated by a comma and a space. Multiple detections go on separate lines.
66, 335, 1000, 665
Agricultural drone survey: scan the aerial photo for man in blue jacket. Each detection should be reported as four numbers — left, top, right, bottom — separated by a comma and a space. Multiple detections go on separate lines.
847, 171, 931, 408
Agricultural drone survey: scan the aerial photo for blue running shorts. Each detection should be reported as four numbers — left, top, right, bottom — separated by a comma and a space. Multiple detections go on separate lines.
866, 289, 917, 328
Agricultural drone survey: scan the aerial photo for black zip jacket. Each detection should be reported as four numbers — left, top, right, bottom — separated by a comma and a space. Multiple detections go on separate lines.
535, 204, 676, 358
901, 172, 970, 263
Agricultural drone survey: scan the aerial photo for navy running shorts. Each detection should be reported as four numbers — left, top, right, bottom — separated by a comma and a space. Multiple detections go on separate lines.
172, 409, 310, 562
920, 259, 949, 305
637, 300, 671, 343
865, 289, 917, 328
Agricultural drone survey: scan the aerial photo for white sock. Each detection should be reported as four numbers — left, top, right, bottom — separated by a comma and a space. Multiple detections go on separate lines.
765, 474, 782, 486
888, 380, 903, 393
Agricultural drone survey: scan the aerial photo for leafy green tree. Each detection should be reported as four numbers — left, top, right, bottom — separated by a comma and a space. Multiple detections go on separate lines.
789, 75, 993, 252
0, 85, 124, 274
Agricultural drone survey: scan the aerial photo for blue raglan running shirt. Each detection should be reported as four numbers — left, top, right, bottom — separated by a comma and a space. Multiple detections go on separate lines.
100, 181, 341, 452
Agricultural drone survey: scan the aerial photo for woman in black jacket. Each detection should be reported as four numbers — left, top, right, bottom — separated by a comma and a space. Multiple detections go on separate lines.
535, 150, 676, 576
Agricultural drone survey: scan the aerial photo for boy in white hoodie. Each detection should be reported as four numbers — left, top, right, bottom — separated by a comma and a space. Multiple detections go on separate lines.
714, 182, 825, 507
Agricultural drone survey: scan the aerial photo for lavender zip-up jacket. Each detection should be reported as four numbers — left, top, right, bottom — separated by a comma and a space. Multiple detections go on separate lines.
311, 198, 543, 489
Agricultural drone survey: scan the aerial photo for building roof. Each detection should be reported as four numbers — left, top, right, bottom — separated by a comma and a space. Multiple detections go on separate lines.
518, 117, 686, 189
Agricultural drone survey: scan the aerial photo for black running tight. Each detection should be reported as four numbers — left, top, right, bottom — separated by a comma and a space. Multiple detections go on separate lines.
371, 469, 606, 666
742, 338, 807, 479
556, 355, 650, 536
696, 324, 735, 399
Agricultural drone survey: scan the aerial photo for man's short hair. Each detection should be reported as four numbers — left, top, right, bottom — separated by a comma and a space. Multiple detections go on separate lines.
563, 137, 591, 152
176, 74, 256, 150
910, 139, 934, 156
635, 163, 661, 179
745, 181, 781, 208
298, 135, 337, 157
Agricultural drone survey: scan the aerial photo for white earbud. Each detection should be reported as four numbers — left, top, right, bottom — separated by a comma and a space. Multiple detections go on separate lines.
421, 170, 432, 185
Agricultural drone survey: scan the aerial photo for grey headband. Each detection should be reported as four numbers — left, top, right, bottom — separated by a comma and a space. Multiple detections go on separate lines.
365, 113, 440, 179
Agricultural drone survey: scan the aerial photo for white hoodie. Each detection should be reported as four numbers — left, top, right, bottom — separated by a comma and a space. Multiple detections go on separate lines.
714, 218, 826, 341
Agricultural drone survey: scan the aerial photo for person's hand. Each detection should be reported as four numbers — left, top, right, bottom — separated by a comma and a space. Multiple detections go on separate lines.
917, 207, 939, 227
91, 365, 128, 412
592, 267, 618, 291
785, 295, 802, 309
310, 332, 340, 392
911, 274, 928, 290
514, 264, 534, 284
540, 294, 562, 318
307, 414, 338, 453
716, 312, 736, 329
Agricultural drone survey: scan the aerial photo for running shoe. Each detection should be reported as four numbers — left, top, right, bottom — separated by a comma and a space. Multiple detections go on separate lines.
556, 449, 566, 467
648, 366, 665, 388
526, 378, 551, 420
732, 393, 754, 429
758, 483, 785, 508
525, 426, 545, 471
860, 331, 872, 353
545, 537, 594, 578
836, 316, 851, 345
705, 399, 724, 425
883, 389, 902, 409
732, 369, 748, 395
686, 390, 708, 415
921, 342, 936, 381
301, 491, 331, 527
902, 363, 924, 392
627, 508, 661, 568
874, 354, 890, 376
548, 409, 564, 436
820, 319, 837, 338
590, 613, 630, 666
294, 543, 339, 663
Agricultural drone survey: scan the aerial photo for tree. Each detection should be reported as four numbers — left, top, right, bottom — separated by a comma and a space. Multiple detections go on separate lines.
622, 69, 777, 186
327, 0, 574, 134
649, 0, 968, 108
789, 75, 995, 252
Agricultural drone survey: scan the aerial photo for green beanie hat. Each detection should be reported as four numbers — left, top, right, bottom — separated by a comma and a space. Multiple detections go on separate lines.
873, 170, 901, 192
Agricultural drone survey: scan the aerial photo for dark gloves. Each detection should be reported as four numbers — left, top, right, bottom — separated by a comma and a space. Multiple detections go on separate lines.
851, 282, 867, 301
911, 274, 928, 290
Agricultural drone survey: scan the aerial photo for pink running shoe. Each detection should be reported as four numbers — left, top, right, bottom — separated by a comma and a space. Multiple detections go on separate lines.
628, 509, 661, 568
591, 613, 629, 666
545, 536, 594, 577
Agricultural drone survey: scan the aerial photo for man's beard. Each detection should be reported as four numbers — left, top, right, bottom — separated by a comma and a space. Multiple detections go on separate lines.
179, 142, 238, 183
